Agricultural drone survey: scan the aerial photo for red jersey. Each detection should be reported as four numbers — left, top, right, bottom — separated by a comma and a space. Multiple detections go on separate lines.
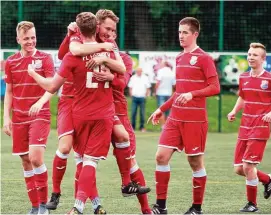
58, 49, 115, 120
238, 70, 271, 140
161, 47, 219, 122
4, 50, 54, 123
112, 52, 133, 116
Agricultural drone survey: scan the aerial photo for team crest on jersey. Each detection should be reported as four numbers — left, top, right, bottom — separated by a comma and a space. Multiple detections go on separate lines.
34, 60, 42, 69
190, 56, 198, 65
260, 80, 268, 90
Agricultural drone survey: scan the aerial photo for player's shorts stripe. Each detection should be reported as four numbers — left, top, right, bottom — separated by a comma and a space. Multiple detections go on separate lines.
13, 108, 49, 113
58, 130, 74, 140
12, 151, 29, 156
158, 144, 182, 152
242, 159, 260, 164
12, 118, 50, 125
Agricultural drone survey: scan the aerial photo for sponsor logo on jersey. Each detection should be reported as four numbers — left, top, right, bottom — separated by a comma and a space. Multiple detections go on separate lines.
190, 56, 198, 65
260, 80, 268, 90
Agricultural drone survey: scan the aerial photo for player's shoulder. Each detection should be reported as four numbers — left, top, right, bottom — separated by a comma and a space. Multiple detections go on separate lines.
193, 48, 212, 59
34, 50, 52, 59
240, 71, 250, 78
262, 70, 271, 79
120, 51, 132, 60
6, 52, 22, 62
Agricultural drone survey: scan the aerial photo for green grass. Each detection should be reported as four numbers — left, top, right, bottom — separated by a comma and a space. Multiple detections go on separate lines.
1, 131, 271, 214
1, 93, 242, 133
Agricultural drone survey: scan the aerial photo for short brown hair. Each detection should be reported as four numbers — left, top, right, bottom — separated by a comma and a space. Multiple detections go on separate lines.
76, 12, 97, 37
250, 42, 266, 57
96, 9, 119, 24
16, 21, 34, 35
179, 17, 200, 33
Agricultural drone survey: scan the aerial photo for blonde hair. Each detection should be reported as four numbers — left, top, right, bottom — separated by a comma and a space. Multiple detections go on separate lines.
96, 9, 119, 24
250, 42, 266, 57
16, 21, 35, 35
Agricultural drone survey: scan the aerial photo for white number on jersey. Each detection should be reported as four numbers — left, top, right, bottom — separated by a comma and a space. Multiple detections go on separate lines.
86, 65, 109, 88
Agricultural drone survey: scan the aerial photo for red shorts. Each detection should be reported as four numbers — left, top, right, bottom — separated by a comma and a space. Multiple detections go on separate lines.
159, 118, 208, 156
57, 97, 74, 139
12, 120, 51, 155
234, 139, 267, 165
72, 117, 114, 160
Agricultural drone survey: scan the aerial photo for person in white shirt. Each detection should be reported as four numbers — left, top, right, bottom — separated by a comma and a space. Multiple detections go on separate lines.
155, 61, 176, 124
128, 67, 151, 132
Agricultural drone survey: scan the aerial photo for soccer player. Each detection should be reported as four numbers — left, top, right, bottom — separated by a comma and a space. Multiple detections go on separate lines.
27, 12, 129, 215
148, 17, 220, 214
46, 22, 116, 211
227, 43, 271, 212
3, 21, 54, 215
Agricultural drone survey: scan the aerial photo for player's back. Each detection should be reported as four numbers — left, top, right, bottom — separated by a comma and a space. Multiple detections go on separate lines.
5, 50, 54, 122
59, 52, 114, 120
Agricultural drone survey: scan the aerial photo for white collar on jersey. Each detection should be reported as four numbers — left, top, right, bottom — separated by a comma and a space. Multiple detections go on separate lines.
183, 45, 199, 54
250, 69, 265, 77
20, 48, 37, 58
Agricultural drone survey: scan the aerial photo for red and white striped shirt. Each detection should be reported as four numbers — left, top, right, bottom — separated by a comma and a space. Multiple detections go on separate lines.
238, 70, 271, 140
161, 47, 219, 122
4, 50, 54, 123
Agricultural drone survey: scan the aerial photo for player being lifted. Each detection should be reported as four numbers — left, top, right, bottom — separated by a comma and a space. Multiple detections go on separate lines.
227, 43, 271, 212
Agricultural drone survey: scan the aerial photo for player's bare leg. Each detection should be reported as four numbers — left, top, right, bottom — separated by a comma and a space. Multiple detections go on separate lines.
20, 154, 39, 215
29, 146, 49, 215
234, 165, 271, 200
112, 124, 151, 197
47, 134, 73, 210
152, 146, 174, 214
185, 155, 205, 215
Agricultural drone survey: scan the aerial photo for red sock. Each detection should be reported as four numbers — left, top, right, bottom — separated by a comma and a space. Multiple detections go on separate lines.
246, 185, 257, 205
52, 154, 68, 194
130, 168, 151, 213
113, 146, 131, 186
76, 165, 96, 202
74, 162, 83, 198
155, 167, 170, 200
35, 166, 48, 204
24, 171, 39, 207
257, 170, 270, 184
193, 176, 207, 204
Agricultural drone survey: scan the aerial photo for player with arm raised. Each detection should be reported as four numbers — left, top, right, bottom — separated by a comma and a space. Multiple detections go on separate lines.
148, 17, 220, 215
227, 43, 271, 212
3, 21, 54, 215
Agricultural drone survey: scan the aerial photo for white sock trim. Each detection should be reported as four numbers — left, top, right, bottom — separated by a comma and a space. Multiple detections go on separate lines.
115, 141, 130, 148
83, 160, 98, 168
130, 163, 139, 174
156, 164, 170, 172
246, 178, 259, 186
193, 168, 207, 177
34, 164, 47, 174
24, 169, 35, 177
56, 149, 69, 159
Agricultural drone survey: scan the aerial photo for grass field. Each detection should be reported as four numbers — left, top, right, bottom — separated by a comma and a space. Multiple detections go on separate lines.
1, 130, 271, 214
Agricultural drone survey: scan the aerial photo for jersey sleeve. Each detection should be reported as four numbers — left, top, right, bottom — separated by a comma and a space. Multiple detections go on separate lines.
43, 54, 55, 78
201, 55, 218, 79
122, 53, 133, 85
4, 59, 12, 84
58, 34, 70, 60
58, 54, 74, 79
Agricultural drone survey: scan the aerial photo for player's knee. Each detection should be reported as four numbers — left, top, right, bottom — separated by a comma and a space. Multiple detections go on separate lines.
234, 166, 244, 176
242, 163, 256, 175
29, 155, 43, 167
20, 154, 32, 169
155, 153, 169, 165
58, 136, 73, 154
114, 130, 129, 143
58, 144, 72, 155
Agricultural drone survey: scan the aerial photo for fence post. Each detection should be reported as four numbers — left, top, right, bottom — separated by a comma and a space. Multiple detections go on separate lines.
218, 0, 224, 133
18, 0, 23, 22
119, 0, 125, 50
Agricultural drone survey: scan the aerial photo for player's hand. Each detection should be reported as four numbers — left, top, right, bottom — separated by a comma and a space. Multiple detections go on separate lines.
175, 92, 193, 106
262, 112, 271, 123
93, 67, 114, 81
29, 101, 43, 117
67, 22, 78, 36
27, 62, 36, 77
85, 57, 106, 69
227, 110, 236, 122
101, 42, 115, 51
3, 116, 12, 136
147, 108, 163, 125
